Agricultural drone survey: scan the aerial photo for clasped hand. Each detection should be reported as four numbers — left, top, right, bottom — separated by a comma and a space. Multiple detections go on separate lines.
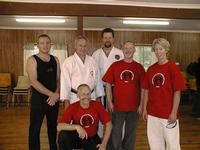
47, 92, 59, 106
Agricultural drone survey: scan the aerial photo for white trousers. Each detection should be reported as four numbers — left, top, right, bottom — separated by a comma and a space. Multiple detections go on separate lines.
147, 115, 181, 150
98, 97, 106, 138
98, 122, 104, 138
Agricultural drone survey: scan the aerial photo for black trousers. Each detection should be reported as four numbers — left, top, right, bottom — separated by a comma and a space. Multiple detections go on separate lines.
28, 101, 59, 150
58, 131, 101, 150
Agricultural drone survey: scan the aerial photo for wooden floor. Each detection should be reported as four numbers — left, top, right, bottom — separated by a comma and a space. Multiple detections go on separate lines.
0, 104, 200, 150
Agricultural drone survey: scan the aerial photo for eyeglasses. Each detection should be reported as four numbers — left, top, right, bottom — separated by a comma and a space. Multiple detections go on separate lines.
166, 121, 177, 129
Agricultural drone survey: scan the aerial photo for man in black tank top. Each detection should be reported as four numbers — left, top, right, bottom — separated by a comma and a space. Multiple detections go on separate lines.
26, 34, 60, 150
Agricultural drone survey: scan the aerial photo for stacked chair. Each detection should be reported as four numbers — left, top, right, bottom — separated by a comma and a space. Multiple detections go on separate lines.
12, 75, 31, 106
0, 73, 12, 107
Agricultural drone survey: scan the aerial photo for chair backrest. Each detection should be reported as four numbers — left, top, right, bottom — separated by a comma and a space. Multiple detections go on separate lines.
181, 71, 188, 82
189, 78, 197, 91
0, 73, 11, 87
15, 76, 30, 88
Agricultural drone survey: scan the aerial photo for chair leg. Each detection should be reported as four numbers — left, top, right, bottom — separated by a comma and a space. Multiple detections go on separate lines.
28, 90, 31, 106
17, 95, 20, 105
12, 93, 15, 107
6, 94, 10, 108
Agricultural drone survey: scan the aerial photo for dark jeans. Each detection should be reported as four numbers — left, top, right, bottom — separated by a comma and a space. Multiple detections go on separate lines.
28, 102, 59, 150
107, 110, 139, 150
58, 131, 101, 150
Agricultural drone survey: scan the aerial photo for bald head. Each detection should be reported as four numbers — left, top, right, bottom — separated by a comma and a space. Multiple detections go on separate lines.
77, 84, 91, 93
77, 84, 91, 102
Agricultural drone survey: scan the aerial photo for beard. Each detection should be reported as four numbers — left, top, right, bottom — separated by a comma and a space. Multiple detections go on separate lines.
104, 41, 112, 48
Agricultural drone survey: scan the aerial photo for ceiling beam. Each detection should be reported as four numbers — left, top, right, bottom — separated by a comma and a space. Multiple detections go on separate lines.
1, 2, 200, 19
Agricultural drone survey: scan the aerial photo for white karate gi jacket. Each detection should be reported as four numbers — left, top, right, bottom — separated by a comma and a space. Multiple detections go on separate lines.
92, 47, 124, 82
60, 52, 104, 103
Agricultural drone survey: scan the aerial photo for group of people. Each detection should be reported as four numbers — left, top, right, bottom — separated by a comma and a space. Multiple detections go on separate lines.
27, 28, 185, 150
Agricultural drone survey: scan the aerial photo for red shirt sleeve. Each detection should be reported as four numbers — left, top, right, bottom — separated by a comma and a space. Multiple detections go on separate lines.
142, 70, 149, 90
96, 101, 111, 124
59, 104, 73, 123
102, 63, 114, 84
138, 64, 146, 85
171, 64, 186, 91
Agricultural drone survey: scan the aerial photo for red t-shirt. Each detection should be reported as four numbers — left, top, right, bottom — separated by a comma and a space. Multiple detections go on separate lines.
142, 60, 186, 119
59, 100, 111, 137
102, 60, 145, 111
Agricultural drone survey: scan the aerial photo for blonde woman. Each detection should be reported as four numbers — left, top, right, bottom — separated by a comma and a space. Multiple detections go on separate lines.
142, 38, 185, 150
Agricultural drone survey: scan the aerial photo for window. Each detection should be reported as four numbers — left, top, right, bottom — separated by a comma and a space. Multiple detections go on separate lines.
23, 43, 68, 75
134, 45, 157, 70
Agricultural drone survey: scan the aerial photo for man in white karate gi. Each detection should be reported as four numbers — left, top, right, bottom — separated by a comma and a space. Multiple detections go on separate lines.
92, 28, 124, 107
60, 35, 104, 108
92, 28, 124, 137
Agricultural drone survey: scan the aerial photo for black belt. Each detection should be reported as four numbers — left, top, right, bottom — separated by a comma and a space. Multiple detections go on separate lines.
71, 88, 94, 94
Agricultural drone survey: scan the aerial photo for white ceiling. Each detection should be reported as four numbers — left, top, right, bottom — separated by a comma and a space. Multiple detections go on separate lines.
1, 0, 200, 32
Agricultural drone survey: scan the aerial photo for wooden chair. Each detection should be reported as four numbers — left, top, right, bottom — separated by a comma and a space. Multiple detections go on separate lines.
0, 73, 12, 107
12, 76, 31, 106
181, 78, 197, 105
189, 78, 197, 91
181, 71, 189, 89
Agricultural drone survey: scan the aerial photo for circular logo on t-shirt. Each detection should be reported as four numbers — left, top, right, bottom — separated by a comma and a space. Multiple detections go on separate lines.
120, 70, 134, 83
80, 114, 94, 128
115, 54, 120, 60
152, 73, 165, 88
90, 71, 94, 77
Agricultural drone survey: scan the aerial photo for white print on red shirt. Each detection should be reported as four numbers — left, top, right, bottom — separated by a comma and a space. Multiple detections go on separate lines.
120, 70, 134, 83
80, 114, 94, 128
152, 73, 165, 88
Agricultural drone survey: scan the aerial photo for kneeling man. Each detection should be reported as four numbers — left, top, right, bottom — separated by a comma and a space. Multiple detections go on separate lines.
57, 84, 112, 150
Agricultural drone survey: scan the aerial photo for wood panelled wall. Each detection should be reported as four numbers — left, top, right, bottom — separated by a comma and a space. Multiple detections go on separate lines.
0, 29, 200, 85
